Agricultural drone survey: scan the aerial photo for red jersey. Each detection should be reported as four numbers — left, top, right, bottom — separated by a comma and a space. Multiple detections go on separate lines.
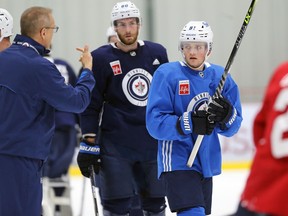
240, 62, 288, 216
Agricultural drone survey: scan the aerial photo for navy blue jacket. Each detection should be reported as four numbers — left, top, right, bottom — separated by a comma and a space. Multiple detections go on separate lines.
45, 57, 79, 128
0, 34, 95, 160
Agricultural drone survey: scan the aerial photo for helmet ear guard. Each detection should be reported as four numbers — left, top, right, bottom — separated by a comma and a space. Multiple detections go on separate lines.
0, 8, 13, 42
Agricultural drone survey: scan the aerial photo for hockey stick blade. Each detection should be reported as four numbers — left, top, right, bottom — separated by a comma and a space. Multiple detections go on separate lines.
187, 0, 258, 168
89, 165, 99, 216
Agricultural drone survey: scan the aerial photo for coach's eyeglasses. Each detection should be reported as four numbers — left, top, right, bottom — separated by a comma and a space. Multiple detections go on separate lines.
44, 26, 59, 33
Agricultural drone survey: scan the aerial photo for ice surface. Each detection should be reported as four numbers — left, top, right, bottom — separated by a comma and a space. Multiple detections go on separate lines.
68, 170, 249, 216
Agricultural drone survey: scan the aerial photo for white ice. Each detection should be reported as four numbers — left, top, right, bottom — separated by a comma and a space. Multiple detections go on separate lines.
68, 169, 249, 216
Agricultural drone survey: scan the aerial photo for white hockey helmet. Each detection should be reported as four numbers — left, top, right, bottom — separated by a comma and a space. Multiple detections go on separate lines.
106, 26, 116, 38
179, 21, 213, 53
111, 1, 141, 26
106, 26, 117, 43
0, 8, 13, 42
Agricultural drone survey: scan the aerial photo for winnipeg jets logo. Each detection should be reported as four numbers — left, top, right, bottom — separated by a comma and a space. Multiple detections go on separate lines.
135, 77, 146, 93
187, 92, 210, 112
122, 68, 152, 107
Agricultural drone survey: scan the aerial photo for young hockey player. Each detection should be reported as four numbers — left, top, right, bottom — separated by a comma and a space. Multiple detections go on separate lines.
76, 1, 169, 216
146, 20, 243, 216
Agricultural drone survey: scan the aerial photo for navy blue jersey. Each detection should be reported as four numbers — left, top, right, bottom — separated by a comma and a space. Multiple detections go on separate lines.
0, 34, 95, 160
81, 40, 168, 152
146, 61, 242, 177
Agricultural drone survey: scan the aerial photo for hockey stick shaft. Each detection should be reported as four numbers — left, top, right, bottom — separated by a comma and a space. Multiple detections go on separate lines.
187, 0, 258, 167
89, 165, 99, 216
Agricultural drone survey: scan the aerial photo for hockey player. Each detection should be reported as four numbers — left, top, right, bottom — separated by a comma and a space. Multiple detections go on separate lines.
0, 6, 95, 216
146, 21, 242, 216
0, 8, 13, 51
232, 62, 288, 216
76, 1, 168, 216
89, 25, 144, 216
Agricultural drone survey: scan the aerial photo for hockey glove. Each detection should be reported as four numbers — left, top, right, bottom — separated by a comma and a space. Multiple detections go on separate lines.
192, 110, 215, 135
77, 138, 101, 178
177, 111, 215, 135
207, 96, 233, 127
177, 111, 193, 135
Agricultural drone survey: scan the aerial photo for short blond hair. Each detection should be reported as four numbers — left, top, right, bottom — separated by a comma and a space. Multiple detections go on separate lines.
20, 6, 52, 37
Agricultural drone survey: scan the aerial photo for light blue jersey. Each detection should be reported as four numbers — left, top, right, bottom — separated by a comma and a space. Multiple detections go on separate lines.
146, 61, 242, 177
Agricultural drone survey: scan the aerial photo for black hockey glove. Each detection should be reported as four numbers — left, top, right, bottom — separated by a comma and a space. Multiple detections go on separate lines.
191, 110, 215, 135
77, 138, 101, 178
207, 96, 233, 127
176, 111, 193, 135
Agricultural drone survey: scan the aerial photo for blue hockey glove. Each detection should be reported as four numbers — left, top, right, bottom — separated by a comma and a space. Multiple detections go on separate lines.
191, 110, 215, 135
77, 138, 101, 178
207, 96, 233, 129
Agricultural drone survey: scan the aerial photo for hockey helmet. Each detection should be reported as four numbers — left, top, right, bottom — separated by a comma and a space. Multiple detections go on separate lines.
179, 21, 213, 53
0, 8, 13, 42
106, 26, 116, 38
106, 26, 117, 43
111, 1, 141, 26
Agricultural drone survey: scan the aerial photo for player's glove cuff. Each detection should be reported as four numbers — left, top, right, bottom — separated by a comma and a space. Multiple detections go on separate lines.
176, 111, 193, 135
77, 139, 101, 178
220, 107, 237, 130
79, 141, 100, 155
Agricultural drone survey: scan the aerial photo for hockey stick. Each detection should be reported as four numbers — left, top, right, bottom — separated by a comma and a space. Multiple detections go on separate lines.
187, 0, 258, 167
89, 165, 99, 216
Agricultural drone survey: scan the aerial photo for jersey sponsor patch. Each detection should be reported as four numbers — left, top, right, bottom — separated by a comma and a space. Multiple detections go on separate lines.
110, 60, 122, 76
187, 92, 210, 112
122, 68, 152, 107
179, 80, 190, 95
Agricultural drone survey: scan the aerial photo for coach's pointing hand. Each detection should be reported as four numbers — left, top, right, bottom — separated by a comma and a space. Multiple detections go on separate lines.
76, 45, 92, 71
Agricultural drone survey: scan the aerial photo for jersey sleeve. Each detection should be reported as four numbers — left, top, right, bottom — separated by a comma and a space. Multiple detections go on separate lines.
37, 61, 95, 114
146, 64, 185, 141
80, 49, 109, 135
